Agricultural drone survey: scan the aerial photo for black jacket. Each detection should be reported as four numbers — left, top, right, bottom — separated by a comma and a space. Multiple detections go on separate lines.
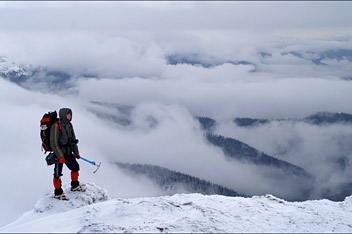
50, 108, 79, 159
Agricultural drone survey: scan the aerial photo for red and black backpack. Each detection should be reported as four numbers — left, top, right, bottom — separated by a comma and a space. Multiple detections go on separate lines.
40, 111, 61, 153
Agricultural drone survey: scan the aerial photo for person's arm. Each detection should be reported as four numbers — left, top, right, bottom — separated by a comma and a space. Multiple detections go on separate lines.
71, 123, 79, 155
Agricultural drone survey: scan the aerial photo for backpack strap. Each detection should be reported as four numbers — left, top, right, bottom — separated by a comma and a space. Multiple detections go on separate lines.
56, 121, 62, 133
42, 141, 50, 152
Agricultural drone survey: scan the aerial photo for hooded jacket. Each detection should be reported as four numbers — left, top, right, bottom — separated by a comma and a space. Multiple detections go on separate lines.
50, 108, 79, 159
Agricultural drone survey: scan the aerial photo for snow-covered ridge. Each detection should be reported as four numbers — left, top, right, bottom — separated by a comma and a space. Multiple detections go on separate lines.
1, 183, 109, 232
0, 56, 71, 90
1, 183, 352, 233
0, 56, 34, 79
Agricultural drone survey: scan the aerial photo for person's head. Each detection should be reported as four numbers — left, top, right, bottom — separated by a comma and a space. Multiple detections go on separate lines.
66, 109, 72, 121
59, 108, 73, 123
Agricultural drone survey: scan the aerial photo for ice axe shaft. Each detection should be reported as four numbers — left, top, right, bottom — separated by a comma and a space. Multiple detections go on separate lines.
75, 154, 101, 173
80, 156, 96, 165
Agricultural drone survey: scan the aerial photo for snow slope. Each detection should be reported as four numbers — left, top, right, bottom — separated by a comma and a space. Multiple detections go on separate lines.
1, 183, 352, 233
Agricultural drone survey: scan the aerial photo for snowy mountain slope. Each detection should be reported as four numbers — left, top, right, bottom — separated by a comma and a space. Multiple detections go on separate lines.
2, 183, 352, 233
0, 56, 34, 81
0, 55, 74, 91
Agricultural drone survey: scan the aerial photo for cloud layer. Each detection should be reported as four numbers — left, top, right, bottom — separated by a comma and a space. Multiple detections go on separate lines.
214, 119, 352, 199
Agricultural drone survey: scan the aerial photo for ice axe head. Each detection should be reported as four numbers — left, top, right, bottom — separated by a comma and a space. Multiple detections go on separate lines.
78, 155, 101, 174
93, 162, 101, 174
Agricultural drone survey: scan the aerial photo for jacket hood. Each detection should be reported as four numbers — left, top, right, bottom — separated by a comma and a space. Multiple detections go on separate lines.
59, 108, 72, 123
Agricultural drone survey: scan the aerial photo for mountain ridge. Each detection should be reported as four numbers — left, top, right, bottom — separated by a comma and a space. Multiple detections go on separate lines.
2, 182, 352, 233
116, 162, 246, 197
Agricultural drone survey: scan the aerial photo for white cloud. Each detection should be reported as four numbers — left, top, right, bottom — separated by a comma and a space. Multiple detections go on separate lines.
77, 73, 352, 120
0, 31, 167, 78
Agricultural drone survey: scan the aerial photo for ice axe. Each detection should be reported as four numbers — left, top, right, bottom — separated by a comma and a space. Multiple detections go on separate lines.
75, 154, 101, 173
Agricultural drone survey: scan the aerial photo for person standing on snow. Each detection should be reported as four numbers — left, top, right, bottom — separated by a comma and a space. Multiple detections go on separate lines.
50, 108, 85, 200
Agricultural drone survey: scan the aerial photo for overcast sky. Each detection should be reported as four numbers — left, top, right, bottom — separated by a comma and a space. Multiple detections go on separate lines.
1, 1, 352, 32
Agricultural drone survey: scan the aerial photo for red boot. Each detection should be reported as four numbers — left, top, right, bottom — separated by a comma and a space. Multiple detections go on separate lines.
71, 171, 86, 192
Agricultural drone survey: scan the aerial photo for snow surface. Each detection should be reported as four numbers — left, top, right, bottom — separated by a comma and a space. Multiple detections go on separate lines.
1, 182, 352, 233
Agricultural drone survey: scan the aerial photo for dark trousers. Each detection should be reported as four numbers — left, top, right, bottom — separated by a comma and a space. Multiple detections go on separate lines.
53, 154, 80, 178
53, 154, 80, 195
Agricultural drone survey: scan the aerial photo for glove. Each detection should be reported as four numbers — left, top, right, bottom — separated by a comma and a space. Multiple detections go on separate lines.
75, 153, 80, 159
58, 157, 65, 164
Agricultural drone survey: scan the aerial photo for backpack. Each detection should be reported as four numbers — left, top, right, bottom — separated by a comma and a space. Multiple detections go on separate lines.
40, 111, 61, 153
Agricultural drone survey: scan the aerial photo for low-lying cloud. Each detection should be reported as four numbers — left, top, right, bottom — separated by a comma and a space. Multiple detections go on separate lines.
77, 75, 352, 120
214, 119, 352, 199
